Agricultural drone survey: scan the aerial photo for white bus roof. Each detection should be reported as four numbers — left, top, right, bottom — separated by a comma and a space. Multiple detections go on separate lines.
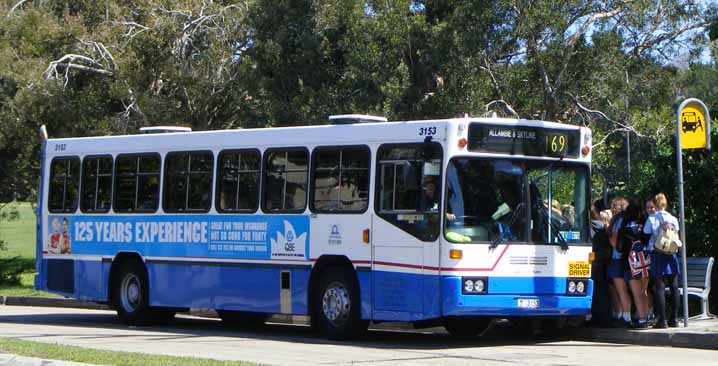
44, 117, 586, 155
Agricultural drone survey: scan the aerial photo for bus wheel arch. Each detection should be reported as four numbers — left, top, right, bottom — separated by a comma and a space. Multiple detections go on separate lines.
108, 252, 144, 309
308, 255, 368, 339
109, 253, 174, 325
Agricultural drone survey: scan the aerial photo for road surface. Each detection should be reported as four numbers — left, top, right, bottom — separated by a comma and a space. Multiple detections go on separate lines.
1, 306, 714, 366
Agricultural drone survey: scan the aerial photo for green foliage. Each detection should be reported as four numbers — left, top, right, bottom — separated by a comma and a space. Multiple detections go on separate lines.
0, 0, 716, 256
0, 257, 33, 285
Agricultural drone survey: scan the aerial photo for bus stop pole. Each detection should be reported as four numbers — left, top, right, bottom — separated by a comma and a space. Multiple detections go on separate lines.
675, 99, 690, 327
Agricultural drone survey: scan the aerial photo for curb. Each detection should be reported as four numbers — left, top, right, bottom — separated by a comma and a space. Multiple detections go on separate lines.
569, 326, 718, 350
0, 296, 109, 310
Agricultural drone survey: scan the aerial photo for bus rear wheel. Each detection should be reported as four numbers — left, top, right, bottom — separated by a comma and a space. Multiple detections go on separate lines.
113, 259, 174, 325
443, 316, 490, 338
313, 267, 367, 340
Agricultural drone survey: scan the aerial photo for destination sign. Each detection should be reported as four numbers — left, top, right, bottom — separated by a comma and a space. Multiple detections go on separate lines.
467, 124, 580, 158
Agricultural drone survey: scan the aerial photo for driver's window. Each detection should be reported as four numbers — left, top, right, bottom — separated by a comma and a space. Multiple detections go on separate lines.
375, 143, 443, 242
444, 159, 527, 243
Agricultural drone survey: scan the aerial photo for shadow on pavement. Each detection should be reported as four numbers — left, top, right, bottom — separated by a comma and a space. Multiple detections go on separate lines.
0, 311, 580, 350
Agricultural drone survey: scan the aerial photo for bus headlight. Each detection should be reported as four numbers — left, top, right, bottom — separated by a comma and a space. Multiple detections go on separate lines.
461, 277, 488, 295
464, 280, 474, 292
475, 279, 485, 292
566, 278, 587, 296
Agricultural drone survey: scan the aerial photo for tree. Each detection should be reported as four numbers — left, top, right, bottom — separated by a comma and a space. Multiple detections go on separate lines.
0, 0, 717, 258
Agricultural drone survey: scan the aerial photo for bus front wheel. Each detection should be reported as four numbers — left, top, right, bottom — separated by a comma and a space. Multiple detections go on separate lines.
313, 267, 368, 340
443, 316, 490, 338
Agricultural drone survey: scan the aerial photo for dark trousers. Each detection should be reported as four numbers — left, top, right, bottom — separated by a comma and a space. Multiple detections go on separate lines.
652, 274, 680, 324
591, 262, 612, 327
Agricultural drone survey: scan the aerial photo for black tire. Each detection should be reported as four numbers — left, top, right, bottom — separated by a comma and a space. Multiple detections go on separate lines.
217, 310, 266, 329
312, 267, 368, 340
443, 316, 490, 338
112, 259, 174, 325
510, 317, 543, 337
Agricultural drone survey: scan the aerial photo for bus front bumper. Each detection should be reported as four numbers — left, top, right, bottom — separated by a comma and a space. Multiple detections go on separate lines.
441, 276, 593, 317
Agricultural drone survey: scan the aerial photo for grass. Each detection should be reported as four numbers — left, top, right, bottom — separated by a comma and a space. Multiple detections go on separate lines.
0, 202, 56, 296
0, 202, 37, 259
0, 337, 262, 366
0, 272, 60, 297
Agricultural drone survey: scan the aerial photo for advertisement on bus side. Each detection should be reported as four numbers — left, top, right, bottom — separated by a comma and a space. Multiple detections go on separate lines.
44, 215, 310, 260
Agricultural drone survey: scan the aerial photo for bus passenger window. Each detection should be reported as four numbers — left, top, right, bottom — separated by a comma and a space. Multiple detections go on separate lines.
311, 146, 369, 213
164, 151, 213, 213
48, 157, 80, 213
263, 148, 308, 213
114, 154, 161, 213
217, 150, 260, 213
80, 156, 113, 213
375, 143, 442, 241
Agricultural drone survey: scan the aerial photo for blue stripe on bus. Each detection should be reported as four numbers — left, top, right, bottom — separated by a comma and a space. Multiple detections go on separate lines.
76, 259, 104, 301
47, 257, 591, 321
148, 263, 311, 314
357, 270, 372, 319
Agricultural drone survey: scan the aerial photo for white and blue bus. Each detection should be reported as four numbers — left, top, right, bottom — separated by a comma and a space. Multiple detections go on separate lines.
35, 115, 593, 339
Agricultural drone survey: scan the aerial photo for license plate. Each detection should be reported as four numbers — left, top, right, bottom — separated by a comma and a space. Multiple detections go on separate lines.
517, 298, 539, 308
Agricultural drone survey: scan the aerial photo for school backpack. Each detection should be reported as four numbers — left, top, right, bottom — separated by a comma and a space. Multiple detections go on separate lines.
628, 241, 651, 279
654, 214, 681, 255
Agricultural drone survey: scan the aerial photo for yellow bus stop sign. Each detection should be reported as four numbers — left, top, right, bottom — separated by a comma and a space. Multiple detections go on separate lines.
679, 102, 709, 150
674, 97, 711, 327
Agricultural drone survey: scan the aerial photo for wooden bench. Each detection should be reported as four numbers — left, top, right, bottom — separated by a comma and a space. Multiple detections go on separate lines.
675, 257, 715, 320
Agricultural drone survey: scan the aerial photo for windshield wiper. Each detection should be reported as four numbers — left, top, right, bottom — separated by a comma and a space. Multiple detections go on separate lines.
491, 203, 524, 248
552, 217, 568, 250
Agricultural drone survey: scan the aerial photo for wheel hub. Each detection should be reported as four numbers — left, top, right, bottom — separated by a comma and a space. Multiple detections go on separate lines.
322, 282, 350, 326
120, 273, 141, 312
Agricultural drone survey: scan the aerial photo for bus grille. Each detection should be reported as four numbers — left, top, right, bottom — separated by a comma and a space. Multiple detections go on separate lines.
509, 256, 548, 265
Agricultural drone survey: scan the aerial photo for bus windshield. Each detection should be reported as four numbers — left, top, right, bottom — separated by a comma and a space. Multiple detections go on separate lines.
444, 158, 589, 245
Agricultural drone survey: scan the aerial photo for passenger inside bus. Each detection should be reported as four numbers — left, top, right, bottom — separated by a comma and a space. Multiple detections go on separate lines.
420, 175, 440, 212
490, 175, 524, 242
530, 183, 570, 245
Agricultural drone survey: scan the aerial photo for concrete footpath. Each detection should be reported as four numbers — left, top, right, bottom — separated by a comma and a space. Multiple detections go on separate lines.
2, 295, 717, 352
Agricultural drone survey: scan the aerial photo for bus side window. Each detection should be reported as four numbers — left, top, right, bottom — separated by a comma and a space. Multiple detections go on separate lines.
48, 156, 80, 213
375, 143, 443, 242
263, 148, 308, 213
164, 151, 213, 213
216, 149, 260, 213
311, 146, 369, 213
80, 156, 113, 213
114, 154, 161, 213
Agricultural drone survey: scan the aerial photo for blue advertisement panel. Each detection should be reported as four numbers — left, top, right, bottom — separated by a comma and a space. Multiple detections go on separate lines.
45, 215, 310, 260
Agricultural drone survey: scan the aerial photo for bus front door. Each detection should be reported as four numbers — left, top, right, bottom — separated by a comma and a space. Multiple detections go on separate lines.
370, 215, 431, 321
